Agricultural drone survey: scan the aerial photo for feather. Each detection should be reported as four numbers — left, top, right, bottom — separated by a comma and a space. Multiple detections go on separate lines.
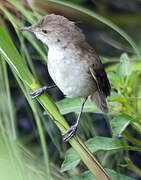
90, 91, 109, 113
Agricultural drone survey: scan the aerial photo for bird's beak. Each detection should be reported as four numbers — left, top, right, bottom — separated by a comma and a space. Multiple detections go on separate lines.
19, 26, 33, 32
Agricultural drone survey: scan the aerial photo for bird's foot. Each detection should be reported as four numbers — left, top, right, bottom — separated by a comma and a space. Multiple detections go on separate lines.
62, 124, 78, 142
30, 85, 57, 98
30, 86, 47, 98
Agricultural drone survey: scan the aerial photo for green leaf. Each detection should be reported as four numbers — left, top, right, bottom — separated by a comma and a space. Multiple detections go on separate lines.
110, 114, 132, 136
70, 170, 134, 180
137, 89, 141, 112
61, 148, 80, 172
106, 169, 134, 180
70, 170, 96, 180
116, 53, 131, 82
61, 136, 140, 172
109, 92, 126, 103
85, 137, 130, 153
127, 71, 139, 87
56, 98, 97, 115
107, 72, 120, 88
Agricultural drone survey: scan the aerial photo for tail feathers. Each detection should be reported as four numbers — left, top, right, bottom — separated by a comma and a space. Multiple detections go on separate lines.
90, 91, 109, 114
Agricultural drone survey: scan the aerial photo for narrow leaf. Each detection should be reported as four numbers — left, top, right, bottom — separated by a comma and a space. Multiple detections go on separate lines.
56, 98, 97, 115
0, 27, 33, 86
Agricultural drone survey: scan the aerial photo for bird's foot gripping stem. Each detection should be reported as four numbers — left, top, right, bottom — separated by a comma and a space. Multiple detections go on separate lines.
30, 85, 56, 98
62, 97, 87, 142
62, 124, 78, 142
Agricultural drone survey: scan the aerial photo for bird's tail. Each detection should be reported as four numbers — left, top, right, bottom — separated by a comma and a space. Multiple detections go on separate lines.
90, 91, 109, 114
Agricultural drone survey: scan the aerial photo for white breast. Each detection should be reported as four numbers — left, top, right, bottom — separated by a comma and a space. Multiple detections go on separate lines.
48, 46, 65, 61
47, 46, 96, 98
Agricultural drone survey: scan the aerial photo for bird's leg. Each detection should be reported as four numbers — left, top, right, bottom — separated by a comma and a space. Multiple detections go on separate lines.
62, 97, 87, 142
30, 85, 57, 98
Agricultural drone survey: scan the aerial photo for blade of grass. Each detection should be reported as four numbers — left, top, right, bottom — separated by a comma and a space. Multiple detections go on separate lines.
7, 0, 37, 24
0, 130, 49, 180
0, 6, 39, 78
20, 36, 38, 79
0, 25, 111, 179
23, 32, 47, 62
0, 4, 47, 63
0, 62, 28, 180
14, 74, 51, 180
0, 15, 51, 177
2, 58, 17, 140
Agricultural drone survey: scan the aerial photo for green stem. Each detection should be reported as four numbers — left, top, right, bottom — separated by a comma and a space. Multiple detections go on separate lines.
128, 163, 141, 177
126, 158, 141, 177
123, 131, 141, 146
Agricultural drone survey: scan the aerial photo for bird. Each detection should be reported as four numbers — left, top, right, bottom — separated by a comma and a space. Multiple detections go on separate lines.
19, 14, 111, 142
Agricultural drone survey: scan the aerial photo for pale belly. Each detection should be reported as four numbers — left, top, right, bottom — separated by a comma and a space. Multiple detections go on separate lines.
47, 57, 97, 98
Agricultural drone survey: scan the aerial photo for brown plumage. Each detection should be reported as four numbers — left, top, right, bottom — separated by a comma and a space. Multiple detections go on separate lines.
19, 14, 111, 141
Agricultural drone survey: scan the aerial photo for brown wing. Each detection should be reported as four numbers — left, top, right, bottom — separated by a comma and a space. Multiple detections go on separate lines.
89, 63, 111, 97
76, 42, 111, 97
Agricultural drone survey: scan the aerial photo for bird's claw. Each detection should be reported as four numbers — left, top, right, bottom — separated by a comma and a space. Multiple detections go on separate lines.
62, 124, 78, 142
30, 87, 47, 98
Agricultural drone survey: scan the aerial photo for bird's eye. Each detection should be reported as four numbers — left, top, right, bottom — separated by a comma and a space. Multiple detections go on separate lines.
42, 29, 48, 34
